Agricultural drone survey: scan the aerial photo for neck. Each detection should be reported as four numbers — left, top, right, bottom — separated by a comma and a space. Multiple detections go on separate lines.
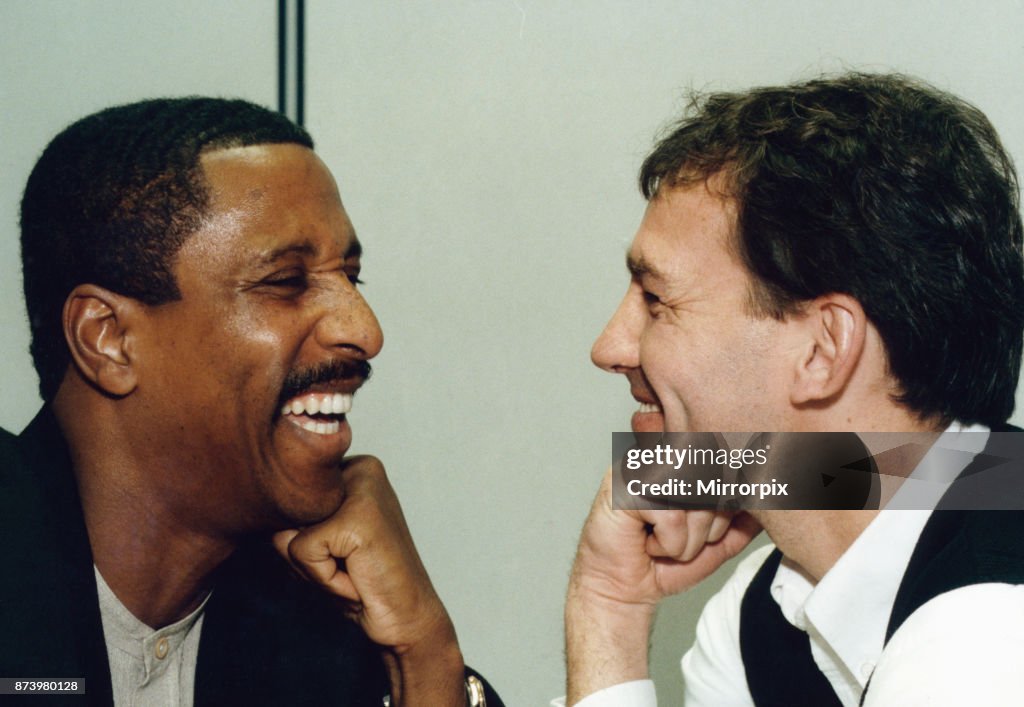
87, 507, 231, 628
762, 401, 944, 582
55, 387, 236, 628
756, 509, 878, 582
79, 476, 234, 629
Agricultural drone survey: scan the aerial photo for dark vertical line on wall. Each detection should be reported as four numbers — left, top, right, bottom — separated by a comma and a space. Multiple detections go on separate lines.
277, 0, 287, 115
296, 0, 305, 126
276, 0, 305, 126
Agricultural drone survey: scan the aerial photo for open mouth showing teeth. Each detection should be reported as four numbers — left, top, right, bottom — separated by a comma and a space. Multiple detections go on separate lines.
280, 392, 353, 435
638, 402, 662, 414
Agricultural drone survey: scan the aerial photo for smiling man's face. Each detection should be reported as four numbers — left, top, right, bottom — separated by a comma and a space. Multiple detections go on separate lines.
591, 182, 798, 434
131, 143, 383, 531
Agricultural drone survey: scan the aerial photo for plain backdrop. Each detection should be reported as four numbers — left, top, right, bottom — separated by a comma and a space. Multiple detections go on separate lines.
3, 2, 1023, 704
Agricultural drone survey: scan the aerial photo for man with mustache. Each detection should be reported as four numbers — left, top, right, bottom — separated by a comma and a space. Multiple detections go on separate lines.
563, 74, 1024, 705
1, 98, 497, 706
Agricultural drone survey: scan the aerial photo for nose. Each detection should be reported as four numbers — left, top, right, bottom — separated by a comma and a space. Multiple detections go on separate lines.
591, 283, 643, 373
314, 282, 384, 360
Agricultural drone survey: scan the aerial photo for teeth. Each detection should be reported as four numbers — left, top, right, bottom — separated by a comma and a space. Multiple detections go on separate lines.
281, 392, 353, 417
294, 418, 340, 435
638, 402, 662, 414
336, 393, 352, 414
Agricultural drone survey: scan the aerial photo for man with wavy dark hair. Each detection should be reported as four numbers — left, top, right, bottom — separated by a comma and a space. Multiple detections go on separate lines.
564, 74, 1024, 705
4, 98, 499, 706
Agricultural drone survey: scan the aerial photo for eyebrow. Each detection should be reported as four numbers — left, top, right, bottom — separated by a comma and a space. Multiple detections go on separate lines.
255, 237, 363, 265
626, 252, 666, 281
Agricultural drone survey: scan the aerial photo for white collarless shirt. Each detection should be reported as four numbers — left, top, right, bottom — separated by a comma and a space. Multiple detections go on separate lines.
95, 567, 209, 707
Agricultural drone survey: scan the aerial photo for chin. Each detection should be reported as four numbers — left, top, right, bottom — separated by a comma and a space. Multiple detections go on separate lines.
256, 468, 347, 530
285, 479, 348, 525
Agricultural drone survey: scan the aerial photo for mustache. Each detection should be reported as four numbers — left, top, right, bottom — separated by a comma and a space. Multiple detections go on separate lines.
278, 359, 373, 405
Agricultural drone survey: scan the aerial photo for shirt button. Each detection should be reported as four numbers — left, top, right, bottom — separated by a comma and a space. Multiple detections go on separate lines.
860, 661, 875, 679
155, 637, 169, 660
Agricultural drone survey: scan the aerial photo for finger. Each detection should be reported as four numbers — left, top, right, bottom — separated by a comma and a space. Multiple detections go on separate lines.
707, 512, 734, 544
272, 529, 300, 559
724, 512, 763, 551
682, 510, 715, 561
271, 529, 308, 578
319, 567, 360, 602
640, 510, 689, 558
283, 528, 364, 601
645, 531, 671, 558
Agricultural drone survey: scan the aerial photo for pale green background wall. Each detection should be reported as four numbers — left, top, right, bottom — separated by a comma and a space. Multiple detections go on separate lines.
3, 3, 1023, 705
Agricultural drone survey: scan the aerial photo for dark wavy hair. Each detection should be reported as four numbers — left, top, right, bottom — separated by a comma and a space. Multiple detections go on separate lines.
20, 97, 313, 400
640, 73, 1024, 426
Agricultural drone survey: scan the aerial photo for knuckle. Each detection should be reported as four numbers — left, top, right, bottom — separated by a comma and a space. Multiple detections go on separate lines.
348, 454, 385, 472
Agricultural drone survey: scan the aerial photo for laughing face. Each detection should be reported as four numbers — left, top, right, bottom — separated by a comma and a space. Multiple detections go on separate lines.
591, 183, 797, 434
130, 143, 383, 531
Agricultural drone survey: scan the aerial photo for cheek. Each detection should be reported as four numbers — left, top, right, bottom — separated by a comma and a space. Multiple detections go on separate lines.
217, 310, 305, 375
639, 321, 772, 418
223, 312, 293, 347
637, 327, 704, 412
162, 323, 294, 431
736, 321, 791, 381
713, 326, 793, 426
639, 323, 717, 381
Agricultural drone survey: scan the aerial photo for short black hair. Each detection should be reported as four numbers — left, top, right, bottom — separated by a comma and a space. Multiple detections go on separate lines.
20, 97, 314, 400
640, 73, 1024, 426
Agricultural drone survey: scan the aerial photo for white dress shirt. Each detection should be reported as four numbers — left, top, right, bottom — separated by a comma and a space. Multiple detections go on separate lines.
563, 423, 1024, 706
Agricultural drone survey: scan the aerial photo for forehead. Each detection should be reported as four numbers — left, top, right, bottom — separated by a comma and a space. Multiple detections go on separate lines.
201, 142, 339, 201
628, 183, 745, 287
181, 143, 357, 265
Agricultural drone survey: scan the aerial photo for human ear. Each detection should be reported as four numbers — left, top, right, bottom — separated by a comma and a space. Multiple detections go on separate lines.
790, 293, 866, 405
62, 284, 140, 397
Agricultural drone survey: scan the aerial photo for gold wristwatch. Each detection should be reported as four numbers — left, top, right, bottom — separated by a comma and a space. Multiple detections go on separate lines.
382, 675, 486, 706
465, 674, 487, 706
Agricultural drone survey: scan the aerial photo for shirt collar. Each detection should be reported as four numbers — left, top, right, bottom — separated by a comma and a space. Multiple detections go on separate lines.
768, 421, 989, 686
94, 566, 210, 682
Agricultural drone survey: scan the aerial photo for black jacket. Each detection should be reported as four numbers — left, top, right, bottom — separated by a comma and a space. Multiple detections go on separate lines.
0, 408, 501, 706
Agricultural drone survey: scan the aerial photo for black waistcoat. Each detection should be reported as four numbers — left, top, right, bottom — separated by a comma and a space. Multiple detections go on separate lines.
739, 427, 1024, 706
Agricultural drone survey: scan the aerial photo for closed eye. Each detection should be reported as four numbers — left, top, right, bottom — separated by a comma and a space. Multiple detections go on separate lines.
264, 273, 308, 289
259, 267, 364, 293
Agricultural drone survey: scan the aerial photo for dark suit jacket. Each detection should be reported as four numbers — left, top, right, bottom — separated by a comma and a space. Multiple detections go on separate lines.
0, 408, 501, 706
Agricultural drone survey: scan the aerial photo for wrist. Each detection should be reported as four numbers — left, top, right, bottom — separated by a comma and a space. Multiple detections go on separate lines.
565, 582, 655, 704
566, 564, 660, 627
384, 620, 466, 707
